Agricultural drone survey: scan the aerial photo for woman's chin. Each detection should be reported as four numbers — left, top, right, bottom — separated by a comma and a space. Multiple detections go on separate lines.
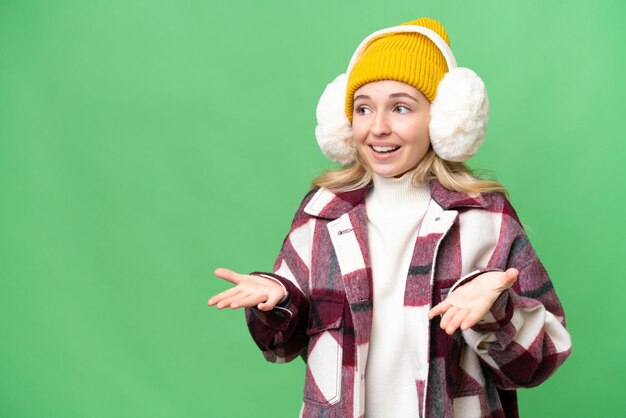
371, 166, 409, 178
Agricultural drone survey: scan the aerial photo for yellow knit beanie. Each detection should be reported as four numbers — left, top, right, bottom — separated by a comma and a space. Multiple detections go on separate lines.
345, 17, 450, 121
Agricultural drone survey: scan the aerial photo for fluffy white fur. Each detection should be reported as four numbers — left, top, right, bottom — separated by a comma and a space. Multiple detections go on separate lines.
315, 73, 357, 165
429, 67, 490, 162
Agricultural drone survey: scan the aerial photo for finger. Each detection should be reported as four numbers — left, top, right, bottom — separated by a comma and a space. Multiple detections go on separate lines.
440, 306, 460, 330
216, 292, 250, 310
460, 307, 488, 331
257, 302, 274, 311
428, 301, 452, 319
208, 287, 242, 306
445, 308, 470, 335
258, 291, 284, 311
213, 268, 244, 285
231, 294, 266, 309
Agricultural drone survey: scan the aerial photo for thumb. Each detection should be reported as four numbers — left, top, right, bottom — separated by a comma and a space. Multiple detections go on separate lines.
503, 268, 519, 287
214, 268, 243, 285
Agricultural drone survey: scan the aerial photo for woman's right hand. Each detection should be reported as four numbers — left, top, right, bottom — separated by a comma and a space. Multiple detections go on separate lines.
208, 268, 286, 311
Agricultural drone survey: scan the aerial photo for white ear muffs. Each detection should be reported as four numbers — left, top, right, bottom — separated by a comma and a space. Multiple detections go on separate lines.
314, 73, 355, 165
314, 25, 490, 164
430, 67, 489, 162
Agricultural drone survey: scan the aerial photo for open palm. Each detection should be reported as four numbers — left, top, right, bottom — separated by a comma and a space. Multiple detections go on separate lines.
428, 268, 519, 335
208, 268, 286, 311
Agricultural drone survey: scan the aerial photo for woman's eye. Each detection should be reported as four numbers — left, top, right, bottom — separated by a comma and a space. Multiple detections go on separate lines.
394, 104, 411, 113
355, 106, 371, 115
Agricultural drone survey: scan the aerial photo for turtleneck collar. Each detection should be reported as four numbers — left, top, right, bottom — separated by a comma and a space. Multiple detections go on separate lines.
366, 168, 431, 215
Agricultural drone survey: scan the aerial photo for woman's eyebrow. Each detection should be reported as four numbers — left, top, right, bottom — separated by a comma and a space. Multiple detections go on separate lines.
389, 92, 420, 102
353, 94, 370, 102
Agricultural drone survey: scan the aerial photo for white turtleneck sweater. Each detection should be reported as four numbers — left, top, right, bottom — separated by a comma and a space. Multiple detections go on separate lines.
364, 169, 432, 418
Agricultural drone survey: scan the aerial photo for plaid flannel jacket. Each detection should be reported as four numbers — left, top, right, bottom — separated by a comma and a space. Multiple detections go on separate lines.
245, 180, 571, 418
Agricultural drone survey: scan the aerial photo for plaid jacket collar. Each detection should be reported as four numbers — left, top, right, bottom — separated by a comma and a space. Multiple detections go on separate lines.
304, 179, 488, 219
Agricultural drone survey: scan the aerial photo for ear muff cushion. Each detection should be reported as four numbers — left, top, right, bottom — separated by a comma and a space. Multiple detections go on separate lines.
315, 73, 356, 164
429, 67, 490, 162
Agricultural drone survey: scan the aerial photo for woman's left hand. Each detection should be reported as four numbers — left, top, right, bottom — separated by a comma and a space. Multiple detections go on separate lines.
428, 268, 519, 335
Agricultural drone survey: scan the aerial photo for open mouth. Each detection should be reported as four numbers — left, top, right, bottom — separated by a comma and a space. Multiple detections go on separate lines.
370, 145, 401, 154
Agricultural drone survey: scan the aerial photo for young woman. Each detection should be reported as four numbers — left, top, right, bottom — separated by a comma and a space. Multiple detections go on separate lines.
208, 17, 571, 418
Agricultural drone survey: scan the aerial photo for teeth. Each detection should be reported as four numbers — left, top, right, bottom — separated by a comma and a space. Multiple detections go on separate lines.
372, 145, 400, 152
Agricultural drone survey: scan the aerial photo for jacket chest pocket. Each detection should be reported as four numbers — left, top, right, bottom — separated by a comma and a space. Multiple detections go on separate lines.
303, 297, 344, 407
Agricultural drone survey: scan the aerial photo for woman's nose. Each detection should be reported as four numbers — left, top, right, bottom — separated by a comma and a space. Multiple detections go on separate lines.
371, 112, 391, 136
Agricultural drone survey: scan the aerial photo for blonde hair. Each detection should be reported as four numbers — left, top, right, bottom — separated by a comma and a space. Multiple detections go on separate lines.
312, 147, 508, 198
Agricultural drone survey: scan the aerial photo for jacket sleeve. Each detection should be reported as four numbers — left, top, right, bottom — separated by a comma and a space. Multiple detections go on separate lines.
459, 197, 572, 389
244, 190, 316, 364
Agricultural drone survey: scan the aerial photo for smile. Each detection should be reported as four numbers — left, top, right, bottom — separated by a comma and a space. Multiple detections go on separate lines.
370, 145, 401, 153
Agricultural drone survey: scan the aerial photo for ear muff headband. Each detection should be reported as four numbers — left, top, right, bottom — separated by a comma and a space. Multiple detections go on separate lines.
346, 25, 457, 74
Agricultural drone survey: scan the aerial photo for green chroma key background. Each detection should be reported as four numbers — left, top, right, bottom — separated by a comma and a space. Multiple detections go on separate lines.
1, 1, 623, 417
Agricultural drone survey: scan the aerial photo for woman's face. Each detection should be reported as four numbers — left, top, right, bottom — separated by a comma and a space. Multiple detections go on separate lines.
352, 80, 431, 178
